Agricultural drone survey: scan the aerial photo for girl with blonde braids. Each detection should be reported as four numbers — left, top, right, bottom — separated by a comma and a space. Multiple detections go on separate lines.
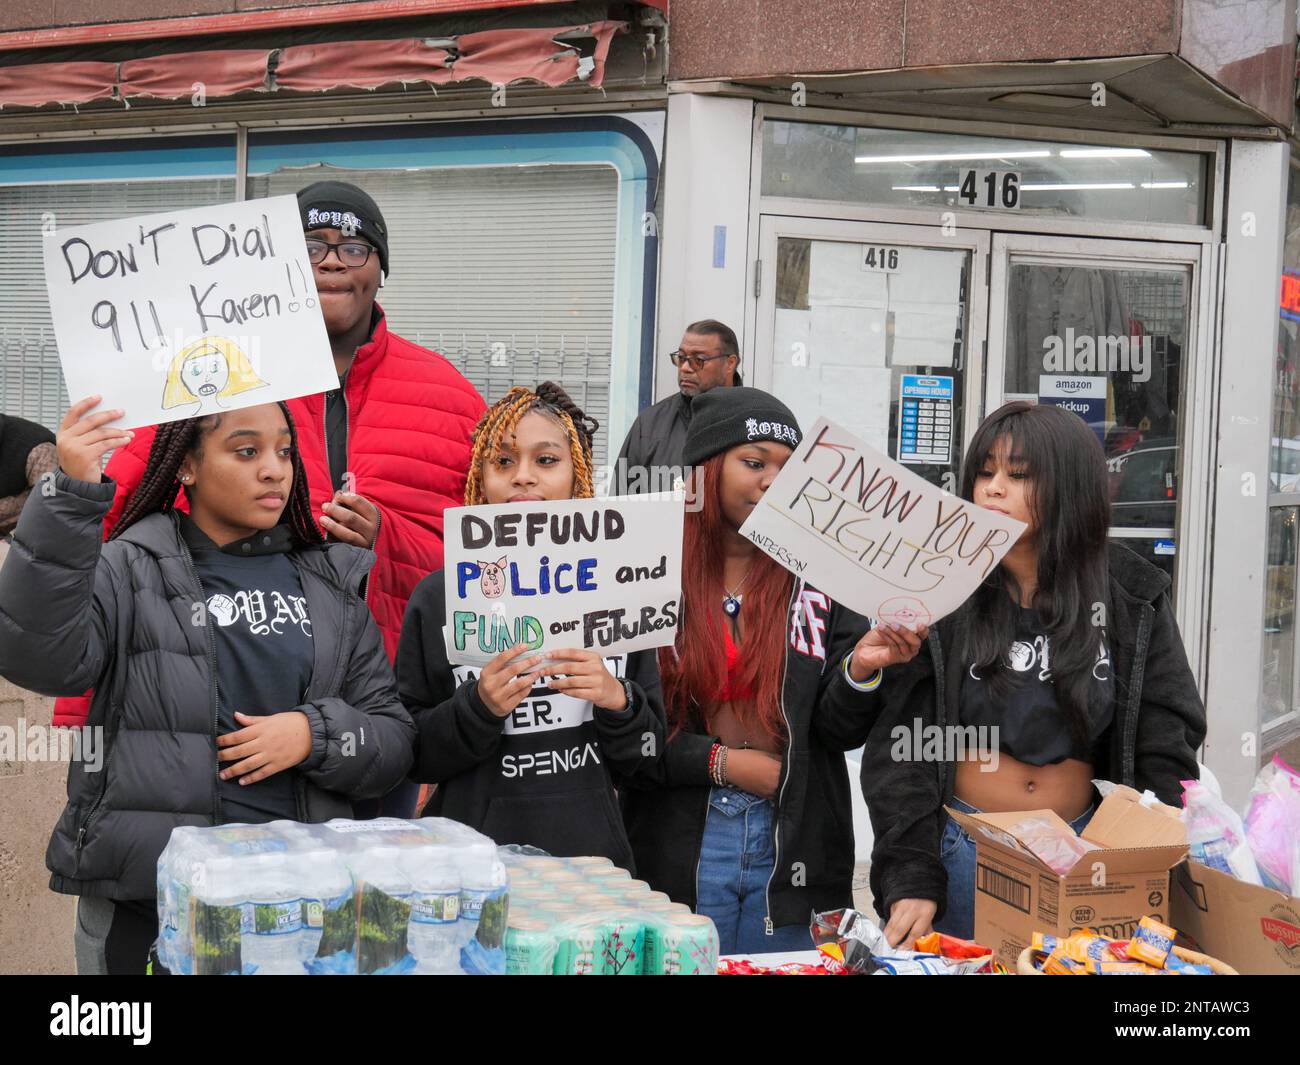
397, 381, 665, 869
463, 382, 599, 504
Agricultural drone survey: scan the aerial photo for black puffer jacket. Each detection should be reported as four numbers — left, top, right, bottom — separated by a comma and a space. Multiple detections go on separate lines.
863, 543, 1206, 923
0, 471, 415, 900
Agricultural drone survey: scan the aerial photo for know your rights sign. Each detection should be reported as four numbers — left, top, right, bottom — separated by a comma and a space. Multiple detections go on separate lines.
739, 417, 1027, 628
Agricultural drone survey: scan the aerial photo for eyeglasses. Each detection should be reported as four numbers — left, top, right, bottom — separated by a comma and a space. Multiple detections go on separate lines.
668, 350, 731, 370
305, 237, 375, 268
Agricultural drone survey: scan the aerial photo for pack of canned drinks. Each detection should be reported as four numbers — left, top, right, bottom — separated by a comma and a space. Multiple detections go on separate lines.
500, 847, 719, 975
156, 818, 508, 975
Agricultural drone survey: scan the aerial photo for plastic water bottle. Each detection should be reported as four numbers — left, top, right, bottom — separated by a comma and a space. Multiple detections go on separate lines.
298, 848, 353, 970
158, 828, 222, 974
402, 843, 462, 974
348, 842, 416, 974
240, 853, 304, 975
188, 855, 245, 976
454, 840, 509, 971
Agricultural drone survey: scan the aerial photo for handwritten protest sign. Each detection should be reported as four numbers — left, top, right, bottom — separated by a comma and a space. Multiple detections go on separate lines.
443, 495, 684, 666
42, 195, 337, 428
739, 417, 1027, 627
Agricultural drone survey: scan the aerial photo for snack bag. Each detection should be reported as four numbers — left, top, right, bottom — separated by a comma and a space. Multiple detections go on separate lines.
810, 908, 881, 974
810, 908, 995, 975
1182, 779, 1263, 886
1165, 953, 1213, 975
1128, 915, 1176, 968
1041, 950, 1084, 975
872, 954, 991, 975
913, 932, 993, 960
1107, 939, 1133, 962
1056, 930, 1116, 966
1091, 959, 1163, 975
1244, 756, 1300, 894
1007, 816, 1103, 875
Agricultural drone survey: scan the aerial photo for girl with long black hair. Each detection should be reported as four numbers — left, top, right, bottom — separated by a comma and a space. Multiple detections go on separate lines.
0, 397, 414, 974
863, 401, 1206, 943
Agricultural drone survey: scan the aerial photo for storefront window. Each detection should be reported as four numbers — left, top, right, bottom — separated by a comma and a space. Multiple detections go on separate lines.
0, 174, 238, 430
246, 118, 658, 467
249, 163, 620, 463
1262, 160, 1300, 736
1000, 261, 1188, 578
1263, 506, 1298, 729
762, 121, 1208, 226
771, 235, 968, 490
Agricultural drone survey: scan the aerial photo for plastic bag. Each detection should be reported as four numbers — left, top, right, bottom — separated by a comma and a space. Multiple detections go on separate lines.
1093, 778, 1164, 807
1182, 779, 1263, 886
1243, 756, 1300, 894
1005, 816, 1102, 876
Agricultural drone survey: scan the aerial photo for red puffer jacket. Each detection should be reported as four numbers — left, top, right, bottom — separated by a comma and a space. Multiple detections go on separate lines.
52, 308, 485, 727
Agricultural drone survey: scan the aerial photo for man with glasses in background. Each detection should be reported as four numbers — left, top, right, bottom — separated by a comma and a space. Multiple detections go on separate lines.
53, 181, 485, 820
615, 319, 742, 492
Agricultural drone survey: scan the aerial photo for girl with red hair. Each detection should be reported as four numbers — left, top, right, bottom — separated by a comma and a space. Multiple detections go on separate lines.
621, 387, 925, 954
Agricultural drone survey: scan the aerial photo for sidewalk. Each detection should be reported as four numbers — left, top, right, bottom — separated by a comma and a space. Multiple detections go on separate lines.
0, 541, 76, 973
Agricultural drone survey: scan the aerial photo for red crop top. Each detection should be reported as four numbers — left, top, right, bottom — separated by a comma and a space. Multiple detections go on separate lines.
717, 623, 756, 702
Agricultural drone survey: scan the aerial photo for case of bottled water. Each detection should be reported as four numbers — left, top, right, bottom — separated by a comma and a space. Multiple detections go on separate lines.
156, 818, 508, 975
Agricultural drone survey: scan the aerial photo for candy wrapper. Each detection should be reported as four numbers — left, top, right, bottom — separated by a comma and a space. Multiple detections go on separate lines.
809, 908, 997, 975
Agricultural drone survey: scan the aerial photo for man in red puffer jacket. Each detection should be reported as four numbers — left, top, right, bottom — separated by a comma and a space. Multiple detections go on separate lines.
54, 181, 486, 817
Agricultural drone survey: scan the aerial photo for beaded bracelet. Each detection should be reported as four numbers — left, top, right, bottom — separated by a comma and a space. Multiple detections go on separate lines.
707, 742, 729, 786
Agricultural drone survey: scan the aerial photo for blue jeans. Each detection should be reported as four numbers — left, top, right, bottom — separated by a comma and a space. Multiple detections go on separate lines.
696, 786, 814, 956
935, 795, 1095, 942
351, 777, 420, 820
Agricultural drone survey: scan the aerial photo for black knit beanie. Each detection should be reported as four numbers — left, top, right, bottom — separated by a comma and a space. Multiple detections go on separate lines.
682, 386, 802, 467
297, 180, 390, 276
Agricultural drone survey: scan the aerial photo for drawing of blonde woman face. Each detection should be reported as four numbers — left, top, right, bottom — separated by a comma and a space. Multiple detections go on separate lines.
182, 349, 230, 399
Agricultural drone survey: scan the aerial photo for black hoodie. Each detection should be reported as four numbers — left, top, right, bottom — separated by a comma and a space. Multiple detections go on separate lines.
397, 570, 666, 870
859, 543, 1206, 924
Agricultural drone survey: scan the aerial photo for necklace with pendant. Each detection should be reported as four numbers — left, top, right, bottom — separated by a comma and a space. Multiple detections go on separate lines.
723, 565, 754, 618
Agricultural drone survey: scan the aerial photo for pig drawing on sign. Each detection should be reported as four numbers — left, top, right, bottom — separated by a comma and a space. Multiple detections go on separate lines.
877, 596, 932, 631
479, 557, 509, 599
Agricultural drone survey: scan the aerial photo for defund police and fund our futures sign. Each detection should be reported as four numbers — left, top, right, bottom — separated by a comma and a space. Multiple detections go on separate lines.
42, 195, 336, 429
738, 417, 1027, 628
442, 496, 684, 666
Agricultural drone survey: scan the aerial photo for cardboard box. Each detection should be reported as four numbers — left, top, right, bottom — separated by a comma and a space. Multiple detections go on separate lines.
1172, 859, 1300, 975
948, 786, 1187, 967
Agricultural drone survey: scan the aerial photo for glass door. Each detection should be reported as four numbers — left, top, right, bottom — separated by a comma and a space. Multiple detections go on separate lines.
986, 234, 1206, 590
754, 217, 990, 490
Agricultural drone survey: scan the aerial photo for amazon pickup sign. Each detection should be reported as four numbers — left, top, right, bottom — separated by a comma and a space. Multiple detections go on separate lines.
443, 495, 684, 667
42, 195, 337, 429
739, 418, 1027, 627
